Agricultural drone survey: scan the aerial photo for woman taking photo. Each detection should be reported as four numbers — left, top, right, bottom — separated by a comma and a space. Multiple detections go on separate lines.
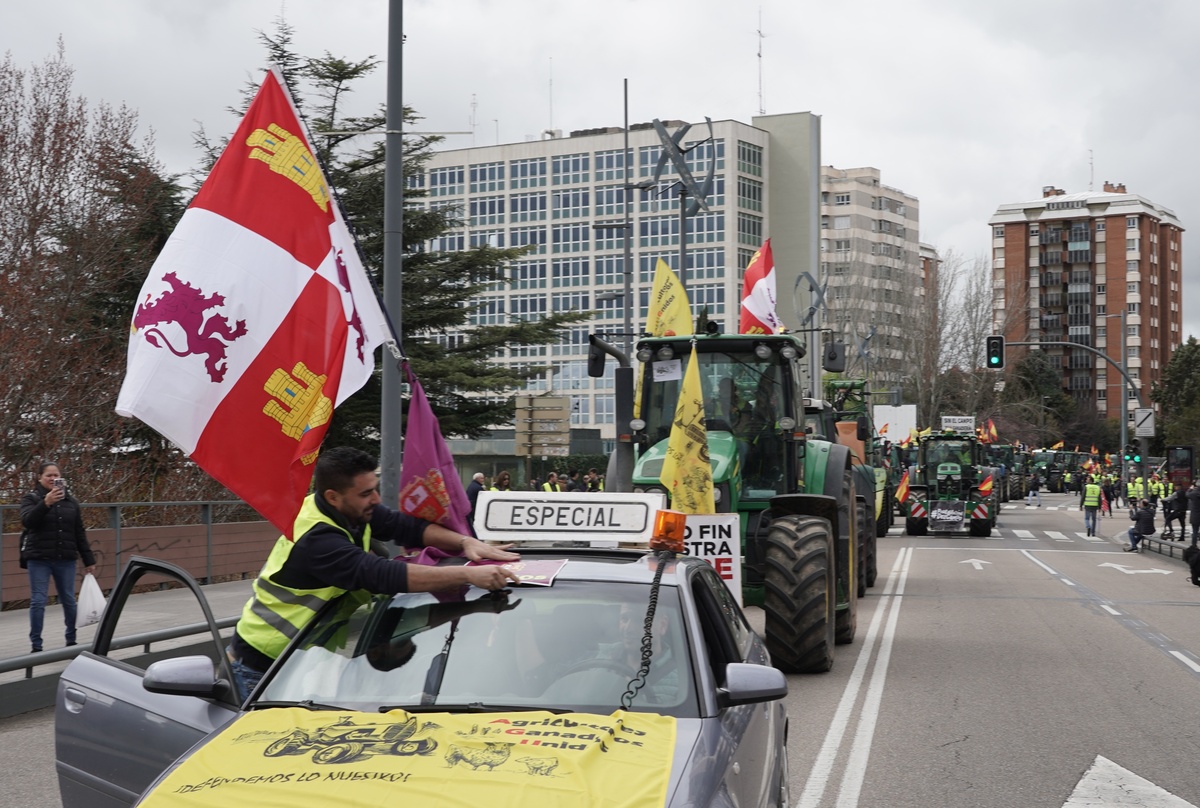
19, 462, 96, 653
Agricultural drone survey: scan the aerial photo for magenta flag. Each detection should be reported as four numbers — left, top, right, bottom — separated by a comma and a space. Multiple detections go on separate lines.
398, 364, 472, 535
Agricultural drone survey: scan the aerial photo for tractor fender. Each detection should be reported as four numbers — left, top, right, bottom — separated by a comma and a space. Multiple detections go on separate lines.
768, 493, 839, 540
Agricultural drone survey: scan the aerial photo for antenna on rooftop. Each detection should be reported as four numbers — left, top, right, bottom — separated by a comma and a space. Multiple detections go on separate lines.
470, 94, 478, 147
1088, 148, 1094, 191
757, 7, 767, 115
548, 57, 554, 135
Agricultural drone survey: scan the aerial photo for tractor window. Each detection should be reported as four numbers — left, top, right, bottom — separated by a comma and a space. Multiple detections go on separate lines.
641, 348, 782, 445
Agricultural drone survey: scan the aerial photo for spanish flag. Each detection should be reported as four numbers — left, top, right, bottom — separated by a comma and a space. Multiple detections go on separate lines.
988, 419, 998, 442
659, 344, 715, 514
978, 474, 994, 496
1051, 440, 1064, 450
879, 423, 889, 435
899, 435, 911, 449
896, 470, 911, 503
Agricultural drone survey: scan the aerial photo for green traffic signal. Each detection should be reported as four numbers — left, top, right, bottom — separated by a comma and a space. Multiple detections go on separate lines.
985, 335, 1005, 369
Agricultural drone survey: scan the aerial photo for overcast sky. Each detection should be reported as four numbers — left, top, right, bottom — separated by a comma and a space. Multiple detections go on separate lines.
6, 0, 1199, 340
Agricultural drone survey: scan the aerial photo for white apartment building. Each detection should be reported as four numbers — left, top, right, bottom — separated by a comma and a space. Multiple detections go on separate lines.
820, 166, 923, 391
420, 113, 833, 450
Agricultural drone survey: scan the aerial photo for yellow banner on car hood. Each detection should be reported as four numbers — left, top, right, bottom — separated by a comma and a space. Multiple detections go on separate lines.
139, 707, 676, 807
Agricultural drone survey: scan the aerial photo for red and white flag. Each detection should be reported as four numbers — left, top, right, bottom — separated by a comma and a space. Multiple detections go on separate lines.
739, 238, 783, 335
116, 69, 390, 535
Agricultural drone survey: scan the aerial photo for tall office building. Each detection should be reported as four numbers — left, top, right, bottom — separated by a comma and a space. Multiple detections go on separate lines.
420, 113, 829, 453
988, 183, 1184, 420
819, 166, 924, 391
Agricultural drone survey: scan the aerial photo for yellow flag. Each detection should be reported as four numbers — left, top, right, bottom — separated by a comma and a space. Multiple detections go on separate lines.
647, 258, 692, 337
660, 345, 715, 514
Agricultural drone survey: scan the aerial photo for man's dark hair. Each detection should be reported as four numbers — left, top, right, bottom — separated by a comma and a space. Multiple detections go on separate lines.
314, 447, 378, 495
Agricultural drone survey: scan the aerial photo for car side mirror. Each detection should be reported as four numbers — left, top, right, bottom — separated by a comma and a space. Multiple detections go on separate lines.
716, 662, 788, 708
144, 655, 233, 700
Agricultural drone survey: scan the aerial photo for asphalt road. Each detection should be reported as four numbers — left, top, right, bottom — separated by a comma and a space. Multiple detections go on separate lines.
6, 491, 1200, 807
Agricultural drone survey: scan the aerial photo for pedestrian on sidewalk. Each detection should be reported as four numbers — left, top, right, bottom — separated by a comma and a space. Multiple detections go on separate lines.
19, 462, 96, 654
1163, 483, 1187, 540
1187, 480, 1200, 546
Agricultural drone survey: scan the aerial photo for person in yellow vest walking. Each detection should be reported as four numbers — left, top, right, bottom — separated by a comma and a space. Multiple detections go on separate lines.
227, 447, 520, 700
1082, 476, 1102, 537
541, 472, 563, 492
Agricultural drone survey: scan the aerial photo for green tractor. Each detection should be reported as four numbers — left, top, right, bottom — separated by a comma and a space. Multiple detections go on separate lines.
626, 331, 863, 673
901, 431, 1000, 537
824, 379, 891, 555
983, 443, 1018, 502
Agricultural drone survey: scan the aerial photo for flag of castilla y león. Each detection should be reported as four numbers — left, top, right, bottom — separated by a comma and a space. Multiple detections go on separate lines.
116, 69, 390, 535
398, 365, 473, 536
739, 238, 782, 335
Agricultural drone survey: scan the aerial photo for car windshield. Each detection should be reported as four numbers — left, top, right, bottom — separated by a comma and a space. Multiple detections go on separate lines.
258, 580, 699, 718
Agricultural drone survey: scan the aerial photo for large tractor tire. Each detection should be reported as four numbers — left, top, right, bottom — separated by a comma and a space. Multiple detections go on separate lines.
969, 517, 992, 537
824, 452, 858, 646
763, 514, 837, 674
855, 499, 878, 595
875, 489, 892, 537
905, 515, 928, 536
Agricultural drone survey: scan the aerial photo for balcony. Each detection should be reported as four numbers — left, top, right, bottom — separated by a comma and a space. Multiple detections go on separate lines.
1040, 229, 1064, 245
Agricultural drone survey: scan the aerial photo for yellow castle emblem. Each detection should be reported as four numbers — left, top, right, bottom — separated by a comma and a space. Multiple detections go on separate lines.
263, 362, 332, 442
246, 123, 330, 211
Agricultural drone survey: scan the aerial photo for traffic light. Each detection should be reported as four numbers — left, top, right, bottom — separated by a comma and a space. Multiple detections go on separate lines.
986, 335, 1006, 369
1123, 437, 1142, 463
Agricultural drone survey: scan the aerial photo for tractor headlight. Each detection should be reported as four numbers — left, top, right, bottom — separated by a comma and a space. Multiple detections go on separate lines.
636, 345, 653, 363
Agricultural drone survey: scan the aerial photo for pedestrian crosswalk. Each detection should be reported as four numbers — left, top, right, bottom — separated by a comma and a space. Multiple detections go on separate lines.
886, 525, 1113, 544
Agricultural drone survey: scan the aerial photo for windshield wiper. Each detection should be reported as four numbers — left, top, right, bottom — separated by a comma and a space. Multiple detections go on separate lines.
379, 702, 571, 714
251, 700, 346, 711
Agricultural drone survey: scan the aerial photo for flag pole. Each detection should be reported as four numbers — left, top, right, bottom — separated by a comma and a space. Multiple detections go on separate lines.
381, 0, 406, 506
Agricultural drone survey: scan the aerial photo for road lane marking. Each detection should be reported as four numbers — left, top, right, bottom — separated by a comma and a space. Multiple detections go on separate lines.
1013, 529, 1036, 540
835, 547, 910, 808
1047, 531, 1071, 542
797, 546, 911, 808
1170, 651, 1200, 674
1101, 605, 1121, 615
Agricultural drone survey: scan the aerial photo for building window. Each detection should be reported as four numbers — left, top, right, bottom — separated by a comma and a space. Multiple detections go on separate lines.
1096, 220, 1106, 231
834, 193, 851, 206
1127, 302, 1139, 314
595, 394, 615, 424
511, 260, 547, 289
737, 176, 764, 211
554, 327, 591, 357
691, 283, 726, 314
469, 161, 504, 193
1126, 260, 1138, 272
469, 229, 504, 248
510, 157, 547, 188
430, 232, 465, 252
469, 195, 505, 226
552, 291, 590, 312
1096, 284, 1106, 294
570, 394, 591, 424
689, 248, 724, 280
593, 221, 628, 251
683, 138, 725, 174
640, 216, 678, 248
552, 257, 590, 287
510, 225, 547, 254
834, 239, 851, 253
689, 211, 725, 244
552, 189, 589, 219
1126, 216, 1138, 229
429, 166, 464, 197
594, 148, 627, 181
510, 192, 547, 222
594, 255, 625, 286
552, 153, 589, 185
595, 185, 629, 217
510, 293, 547, 320
737, 212, 763, 246
552, 223, 590, 253
469, 297, 505, 326
594, 290, 625, 321
736, 141, 763, 176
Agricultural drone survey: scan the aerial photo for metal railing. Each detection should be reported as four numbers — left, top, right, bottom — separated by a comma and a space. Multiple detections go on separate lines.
2, 499, 255, 604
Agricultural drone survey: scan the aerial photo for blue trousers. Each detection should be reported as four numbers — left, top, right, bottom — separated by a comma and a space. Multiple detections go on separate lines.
1084, 507, 1098, 535
28, 559, 79, 649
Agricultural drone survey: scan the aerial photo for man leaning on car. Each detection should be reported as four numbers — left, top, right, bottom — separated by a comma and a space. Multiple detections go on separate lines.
227, 447, 520, 699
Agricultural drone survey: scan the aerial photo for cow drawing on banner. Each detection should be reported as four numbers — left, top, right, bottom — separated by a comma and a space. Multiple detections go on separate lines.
132, 271, 248, 382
